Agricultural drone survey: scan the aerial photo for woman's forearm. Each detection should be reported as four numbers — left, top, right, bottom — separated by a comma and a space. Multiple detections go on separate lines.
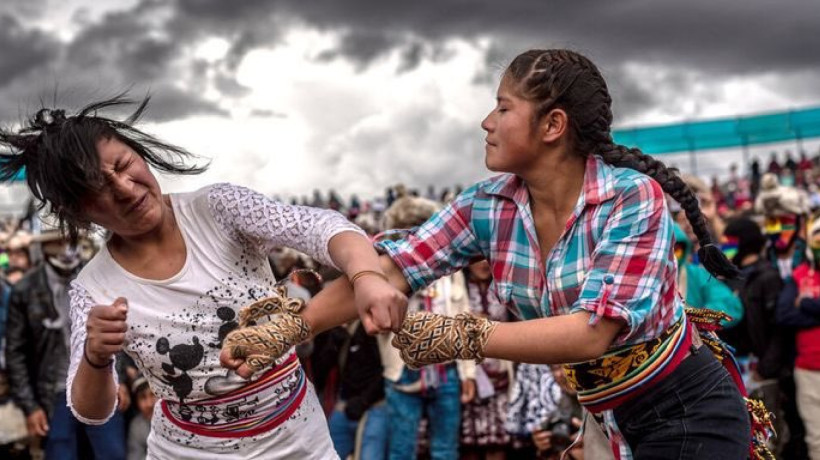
327, 231, 384, 278
482, 312, 624, 364
302, 254, 410, 335
70, 360, 118, 420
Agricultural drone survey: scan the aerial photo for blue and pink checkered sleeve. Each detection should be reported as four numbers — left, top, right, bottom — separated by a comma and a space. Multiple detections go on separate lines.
572, 176, 678, 342
377, 187, 485, 292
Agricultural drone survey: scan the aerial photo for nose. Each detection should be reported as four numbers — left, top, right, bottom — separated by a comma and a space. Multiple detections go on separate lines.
110, 174, 138, 201
481, 111, 494, 132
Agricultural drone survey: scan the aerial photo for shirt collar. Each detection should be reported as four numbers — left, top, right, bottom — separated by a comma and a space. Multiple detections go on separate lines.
481, 155, 617, 205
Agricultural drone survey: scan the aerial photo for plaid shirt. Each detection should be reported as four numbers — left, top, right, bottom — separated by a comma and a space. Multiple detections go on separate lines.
379, 155, 683, 347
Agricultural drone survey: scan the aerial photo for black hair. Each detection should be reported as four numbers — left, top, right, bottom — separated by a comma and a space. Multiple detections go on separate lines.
0, 93, 208, 242
505, 49, 739, 279
723, 217, 767, 266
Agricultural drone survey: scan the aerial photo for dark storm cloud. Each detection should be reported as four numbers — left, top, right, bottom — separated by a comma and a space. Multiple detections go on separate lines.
144, 85, 229, 122
3, 0, 819, 125
0, 14, 60, 87
315, 31, 401, 70
156, 0, 815, 76
160, 0, 820, 120
0, 0, 226, 123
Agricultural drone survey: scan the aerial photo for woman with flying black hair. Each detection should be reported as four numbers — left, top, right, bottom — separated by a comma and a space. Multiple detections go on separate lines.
221, 50, 772, 460
0, 94, 407, 459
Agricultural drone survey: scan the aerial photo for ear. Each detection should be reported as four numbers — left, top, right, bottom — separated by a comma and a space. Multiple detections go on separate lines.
539, 108, 569, 144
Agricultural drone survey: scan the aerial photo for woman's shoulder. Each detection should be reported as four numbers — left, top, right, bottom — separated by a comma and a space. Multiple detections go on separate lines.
174, 182, 235, 207
611, 166, 660, 194
591, 155, 664, 203
471, 173, 520, 198
75, 249, 115, 288
175, 182, 252, 223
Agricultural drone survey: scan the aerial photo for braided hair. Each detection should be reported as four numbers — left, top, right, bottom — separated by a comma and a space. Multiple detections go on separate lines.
0, 93, 207, 242
505, 49, 738, 278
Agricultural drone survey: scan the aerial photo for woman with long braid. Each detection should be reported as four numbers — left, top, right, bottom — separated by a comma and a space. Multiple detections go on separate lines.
222, 49, 766, 459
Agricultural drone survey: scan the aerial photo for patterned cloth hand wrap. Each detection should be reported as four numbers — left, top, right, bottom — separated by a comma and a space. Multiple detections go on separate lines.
391, 311, 497, 369
222, 286, 312, 372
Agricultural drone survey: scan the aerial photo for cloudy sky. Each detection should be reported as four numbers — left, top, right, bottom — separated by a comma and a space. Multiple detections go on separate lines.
2, 0, 819, 201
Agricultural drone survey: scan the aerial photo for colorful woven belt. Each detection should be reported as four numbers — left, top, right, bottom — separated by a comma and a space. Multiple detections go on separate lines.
564, 315, 692, 414
161, 354, 306, 438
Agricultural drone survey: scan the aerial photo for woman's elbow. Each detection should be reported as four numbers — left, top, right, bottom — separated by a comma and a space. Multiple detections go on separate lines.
579, 316, 625, 361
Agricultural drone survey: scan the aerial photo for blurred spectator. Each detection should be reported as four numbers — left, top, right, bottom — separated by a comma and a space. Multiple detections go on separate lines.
768, 152, 783, 176
751, 157, 762, 199
682, 174, 725, 245
311, 189, 326, 208
756, 173, 813, 459
377, 195, 476, 460
127, 375, 155, 460
756, 173, 810, 279
5, 231, 33, 275
0, 269, 26, 459
719, 217, 788, 455
798, 152, 814, 187
328, 190, 344, 212
5, 224, 128, 460
460, 260, 515, 460
720, 217, 786, 377
777, 215, 820, 460
314, 320, 388, 460
673, 223, 743, 327
785, 151, 798, 174
505, 364, 607, 460
4, 267, 26, 285
386, 187, 396, 207
809, 184, 820, 212
268, 247, 314, 300
348, 194, 361, 220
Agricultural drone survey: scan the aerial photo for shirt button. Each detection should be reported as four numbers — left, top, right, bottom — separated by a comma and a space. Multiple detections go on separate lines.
604, 274, 615, 284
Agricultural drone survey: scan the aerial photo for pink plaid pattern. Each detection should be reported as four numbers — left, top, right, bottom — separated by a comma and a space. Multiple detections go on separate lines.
379, 155, 683, 347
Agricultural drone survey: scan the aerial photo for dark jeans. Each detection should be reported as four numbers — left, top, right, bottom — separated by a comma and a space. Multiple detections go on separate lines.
385, 365, 461, 460
328, 403, 389, 460
613, 347, 751, 459
45, 391, 125, 460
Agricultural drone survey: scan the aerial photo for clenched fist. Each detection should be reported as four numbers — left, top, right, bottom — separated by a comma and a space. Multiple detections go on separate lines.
391, 312, 498, 369
85, 297, 128, 367
221, 287, 311, 379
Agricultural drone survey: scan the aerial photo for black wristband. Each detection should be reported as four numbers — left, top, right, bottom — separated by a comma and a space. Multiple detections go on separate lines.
83, 339, 113, 370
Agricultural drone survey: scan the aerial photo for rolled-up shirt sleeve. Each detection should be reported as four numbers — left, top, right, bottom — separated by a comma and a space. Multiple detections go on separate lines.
378, 188, 484, 292
571, 177, 676, 342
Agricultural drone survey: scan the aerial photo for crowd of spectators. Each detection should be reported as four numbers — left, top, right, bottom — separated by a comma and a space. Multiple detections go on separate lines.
2, 149, 820, 459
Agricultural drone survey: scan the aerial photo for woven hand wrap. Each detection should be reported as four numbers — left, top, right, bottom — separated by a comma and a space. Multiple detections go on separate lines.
391, 312, 497, 369
222, 286, 312, 372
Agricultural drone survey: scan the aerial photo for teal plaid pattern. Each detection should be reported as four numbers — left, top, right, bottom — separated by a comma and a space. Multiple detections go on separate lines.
378, 155, 683, 347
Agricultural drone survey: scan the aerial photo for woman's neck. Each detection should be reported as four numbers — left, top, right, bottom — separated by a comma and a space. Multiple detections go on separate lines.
110, 196, 180, 256
522, 150, 586, 213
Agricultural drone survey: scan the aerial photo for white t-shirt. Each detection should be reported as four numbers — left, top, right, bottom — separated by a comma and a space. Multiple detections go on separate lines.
67, 183, 361, 459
